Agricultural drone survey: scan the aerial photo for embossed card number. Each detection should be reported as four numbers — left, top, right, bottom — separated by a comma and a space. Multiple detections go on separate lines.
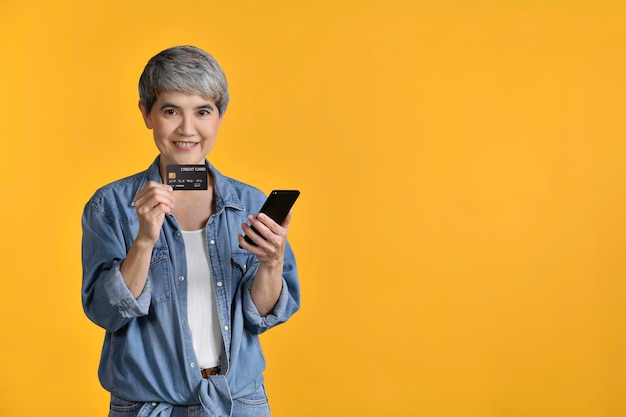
166, 165, 208, 190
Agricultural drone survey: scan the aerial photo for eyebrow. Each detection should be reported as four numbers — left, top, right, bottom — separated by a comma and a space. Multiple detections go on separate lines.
159, 102, 216, 111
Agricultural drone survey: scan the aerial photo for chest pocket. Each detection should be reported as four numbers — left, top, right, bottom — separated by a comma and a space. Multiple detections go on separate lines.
231, 249, 256, 285
148, 245, 171, 304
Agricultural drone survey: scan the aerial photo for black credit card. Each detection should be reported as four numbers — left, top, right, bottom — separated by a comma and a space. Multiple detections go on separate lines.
166, 165, 208, 190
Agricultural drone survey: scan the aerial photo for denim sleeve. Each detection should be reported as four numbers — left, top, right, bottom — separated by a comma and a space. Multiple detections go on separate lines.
81, 201, 151, 332
241, 243, 300, 335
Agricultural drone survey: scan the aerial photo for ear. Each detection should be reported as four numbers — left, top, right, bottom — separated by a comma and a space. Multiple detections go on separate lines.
138, 100, 153, 129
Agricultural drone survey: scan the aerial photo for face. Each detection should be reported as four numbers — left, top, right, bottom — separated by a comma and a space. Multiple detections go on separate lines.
139, 91, 223, 171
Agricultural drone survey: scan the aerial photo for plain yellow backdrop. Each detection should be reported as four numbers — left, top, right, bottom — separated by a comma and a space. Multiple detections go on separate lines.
1, 1, 625, 416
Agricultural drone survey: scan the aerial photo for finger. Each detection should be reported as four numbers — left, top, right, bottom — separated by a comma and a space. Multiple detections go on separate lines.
154, 202, 173, 216
247, 217, 288, 252
280, 210, 293, 228
135, 181, 174, 201
136, 195, 175, 214
135, 185, 175, 210
238, 232, 259, 251
242, 223, 282, 254
255, 213, 291, 240
137, 205, 171, 226
248, 215, 276, 241
241, 222, 266, 246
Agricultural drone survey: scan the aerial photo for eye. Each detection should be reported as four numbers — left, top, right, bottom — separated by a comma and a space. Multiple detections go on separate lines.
164, 108, 177, 116
197, 109, 211, 117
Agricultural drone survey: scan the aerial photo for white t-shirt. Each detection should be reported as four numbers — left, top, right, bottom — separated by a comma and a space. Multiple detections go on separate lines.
181, 229, 223, 369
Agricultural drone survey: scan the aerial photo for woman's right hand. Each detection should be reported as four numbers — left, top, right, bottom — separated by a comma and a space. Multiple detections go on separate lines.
133, 181, 175, 245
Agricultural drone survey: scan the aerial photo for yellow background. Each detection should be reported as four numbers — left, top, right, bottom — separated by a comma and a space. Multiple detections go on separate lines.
1, 1, 625, 416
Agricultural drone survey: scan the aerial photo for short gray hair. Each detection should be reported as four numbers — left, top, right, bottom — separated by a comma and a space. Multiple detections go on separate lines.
139, 45, 229, 115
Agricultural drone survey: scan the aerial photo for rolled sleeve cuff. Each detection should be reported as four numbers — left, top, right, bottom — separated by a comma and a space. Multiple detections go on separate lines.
103, 264, 151, 318
243, 278, 290, 332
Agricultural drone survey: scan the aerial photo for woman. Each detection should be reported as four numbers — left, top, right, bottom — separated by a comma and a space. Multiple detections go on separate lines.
81, 45, 300, 417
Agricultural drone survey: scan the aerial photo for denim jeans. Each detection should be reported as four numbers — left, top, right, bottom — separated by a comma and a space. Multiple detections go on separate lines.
108, 383, 270, 417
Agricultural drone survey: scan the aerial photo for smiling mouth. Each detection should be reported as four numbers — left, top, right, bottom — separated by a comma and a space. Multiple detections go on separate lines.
174, 142, 198, 149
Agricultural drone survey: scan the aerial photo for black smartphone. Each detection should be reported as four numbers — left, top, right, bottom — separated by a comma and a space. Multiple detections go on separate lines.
243, 190, 300, 246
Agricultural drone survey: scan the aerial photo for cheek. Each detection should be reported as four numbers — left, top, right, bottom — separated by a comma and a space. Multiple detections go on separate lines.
208, 120, 223, 136
200, 125, 220, 140
152, 122, 174, 140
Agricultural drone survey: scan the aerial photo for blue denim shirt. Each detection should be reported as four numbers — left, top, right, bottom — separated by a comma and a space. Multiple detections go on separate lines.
81, 156, 300, 416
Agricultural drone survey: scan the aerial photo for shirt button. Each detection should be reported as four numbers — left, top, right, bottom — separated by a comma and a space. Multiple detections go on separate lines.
209, 239, 216, 245
182, 320, 186, 325
151, 402, 157, 407
175, 231, 181, 237
178, 276, 185, 281
224, 326, 229, 331
217, 281, 223, 287
191, 362, 196, 368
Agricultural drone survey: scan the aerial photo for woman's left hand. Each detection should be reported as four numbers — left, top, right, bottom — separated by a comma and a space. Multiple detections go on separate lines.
239, 211, 292, 266
240, 211, 293, 315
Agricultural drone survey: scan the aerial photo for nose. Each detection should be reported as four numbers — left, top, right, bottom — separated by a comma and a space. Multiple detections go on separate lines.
177, 114, 196, 137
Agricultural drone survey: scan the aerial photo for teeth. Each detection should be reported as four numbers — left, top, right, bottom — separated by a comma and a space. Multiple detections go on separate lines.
175, 142, 196, 148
